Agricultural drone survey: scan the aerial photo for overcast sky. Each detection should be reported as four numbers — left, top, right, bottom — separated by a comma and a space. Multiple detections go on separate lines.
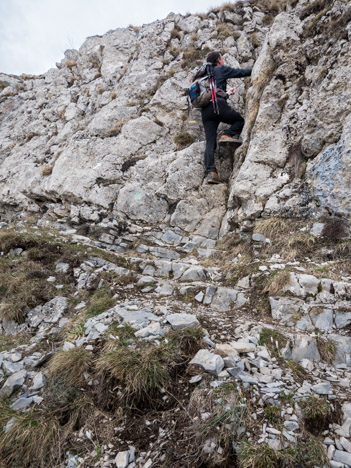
0, 0, 225, 76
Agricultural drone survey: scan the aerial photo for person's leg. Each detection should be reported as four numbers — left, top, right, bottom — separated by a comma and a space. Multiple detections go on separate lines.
218, 99, 245, 136
202, 109, 220, 173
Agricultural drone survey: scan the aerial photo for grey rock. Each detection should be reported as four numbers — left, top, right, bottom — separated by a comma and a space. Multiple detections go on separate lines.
3, 417, 16, 433
211, 287, 248, 312
155, 282, 174, 296
252, 233, 266, 242
228, 368, 258, 385
180, 266, 206, 282
310, 223, 325, 237
203, 285, 217, 305
55, 262, 70, 273
11, 397, 34, 411
166, 313, 199, 330
2, 360, 23, 373
115, 450, 130, 468
340, 437, 351, 454
333, 450, 351, 466
195, 291, 204, 303
310, 308, 333, 331
134, 322, 163, 338
283, 421, 299, 432
269, 296, 305, 323
160, 230, 182, 244
0, 370, 27, 398
330, 462, 347, 468
189, 350, 224, 376
30, 372, 45, 390
335, 312, 351, 329
136, 276, 156, 286
149, 246, 180, 260
117, 308, 159, 325
311, 382, 333, 395
291, 335, 320, 363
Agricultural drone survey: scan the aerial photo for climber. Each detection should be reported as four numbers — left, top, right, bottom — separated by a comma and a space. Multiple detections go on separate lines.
195, 51, 252, 184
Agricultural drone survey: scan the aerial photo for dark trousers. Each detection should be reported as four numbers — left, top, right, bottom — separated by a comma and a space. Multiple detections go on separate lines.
201, 98, 244, 173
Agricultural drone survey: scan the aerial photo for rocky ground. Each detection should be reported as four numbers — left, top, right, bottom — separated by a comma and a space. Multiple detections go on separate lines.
0, 209, 350, 467
1, 0, 351, 467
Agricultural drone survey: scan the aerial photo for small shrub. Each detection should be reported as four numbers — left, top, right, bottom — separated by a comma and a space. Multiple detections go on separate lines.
96, 345, 170, 403
216, 23, 234, 40
181, 46, 210, 69
170, 26, 181, 40
97, 327, 203, 404
174, 132, 195, 150
65, 59, 77, 68
263, 404, 282, 424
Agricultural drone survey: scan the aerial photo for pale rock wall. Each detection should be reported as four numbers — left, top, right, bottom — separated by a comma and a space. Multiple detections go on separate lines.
228, 1, 351, 228
0, 0, 350, 234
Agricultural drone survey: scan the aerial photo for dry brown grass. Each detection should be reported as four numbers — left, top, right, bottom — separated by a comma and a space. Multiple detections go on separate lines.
316, 337, 336, 364
254, 218, 316, 261
264, 270, 291, 295
96, 327, 203, 405
0, 403, 61, 468
49, 347, 93, 386
254, 217, 291, 240
181, 383, 249, 466
0, 258, 56, 322
41, 164, 53, 176
174, 132, 195, 150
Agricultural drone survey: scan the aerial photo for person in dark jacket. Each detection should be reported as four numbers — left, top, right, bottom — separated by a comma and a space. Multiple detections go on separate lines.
198, 51, 252, 184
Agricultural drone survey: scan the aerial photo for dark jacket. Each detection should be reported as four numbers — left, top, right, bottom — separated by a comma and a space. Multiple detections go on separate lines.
214, 65, 252, 93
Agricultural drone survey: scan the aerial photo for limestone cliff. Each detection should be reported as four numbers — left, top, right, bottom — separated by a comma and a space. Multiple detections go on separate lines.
1, 1, 350, 238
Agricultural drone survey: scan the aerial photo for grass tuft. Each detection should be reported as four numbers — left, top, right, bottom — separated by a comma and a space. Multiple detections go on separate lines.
49, 347, 93, 387
0, 403, 61, 468
264, 270, 291, 295
86, 288, 116, 317
316, 336, 336, 364
174, 132, 195, 150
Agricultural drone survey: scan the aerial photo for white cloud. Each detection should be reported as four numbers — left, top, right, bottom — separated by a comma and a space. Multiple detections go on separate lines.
0, 0, 223, 75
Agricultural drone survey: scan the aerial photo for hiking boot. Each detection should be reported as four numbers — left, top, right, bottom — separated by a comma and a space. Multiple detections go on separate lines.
207, 171, 224, 184
219, 134, 242, 143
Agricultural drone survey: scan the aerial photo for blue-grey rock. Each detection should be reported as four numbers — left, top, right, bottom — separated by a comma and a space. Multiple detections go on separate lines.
307, 137, 351, 216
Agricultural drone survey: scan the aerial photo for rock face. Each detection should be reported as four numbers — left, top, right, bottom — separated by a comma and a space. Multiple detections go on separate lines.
1, 1, 349, 234
0, 9, 256, 233
228, 1, 351, 225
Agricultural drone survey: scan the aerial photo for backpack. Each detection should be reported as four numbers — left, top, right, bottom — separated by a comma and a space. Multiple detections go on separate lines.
187, 63, 226, 113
